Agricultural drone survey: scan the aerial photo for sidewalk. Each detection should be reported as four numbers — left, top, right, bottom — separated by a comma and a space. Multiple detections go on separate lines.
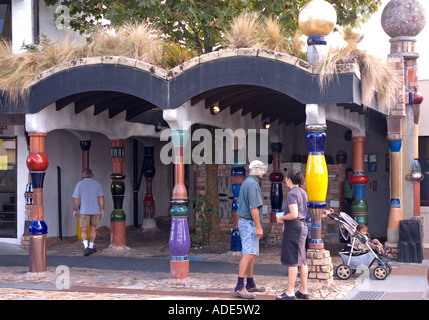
0, 227, 427, 301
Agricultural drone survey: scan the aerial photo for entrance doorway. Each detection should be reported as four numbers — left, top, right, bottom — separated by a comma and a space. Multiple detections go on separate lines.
0, 137, 16, 237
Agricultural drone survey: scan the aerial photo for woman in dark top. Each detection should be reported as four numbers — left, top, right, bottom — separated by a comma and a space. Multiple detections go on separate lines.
276, 170, 309, 300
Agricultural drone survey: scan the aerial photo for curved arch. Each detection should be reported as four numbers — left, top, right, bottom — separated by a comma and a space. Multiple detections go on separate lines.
21, 63, 168, 114
6, 49, 362, 114
168, 55, 359, 109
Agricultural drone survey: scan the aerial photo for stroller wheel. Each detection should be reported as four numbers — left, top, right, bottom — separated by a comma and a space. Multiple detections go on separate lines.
374, 266, 388, 280
336, 264, 352, 280
385, 263, 392, 274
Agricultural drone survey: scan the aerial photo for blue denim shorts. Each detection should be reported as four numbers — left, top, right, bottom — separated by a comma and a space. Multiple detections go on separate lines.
238, 219, 259, 256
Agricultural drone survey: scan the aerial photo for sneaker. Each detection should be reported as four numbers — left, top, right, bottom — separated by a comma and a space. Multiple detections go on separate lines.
234, 287, 255, 299
247, 285, 266, 293
84, 247, 92, 256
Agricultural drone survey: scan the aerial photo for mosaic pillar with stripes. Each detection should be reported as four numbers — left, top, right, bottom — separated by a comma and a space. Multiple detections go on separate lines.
110, 139, 126, 247
230, 150, 245, 251
388, 140, 403, 242
141, 146, 157, 231
406, 90, 424, 216
26, 133, 49, 272
305, 125, 328, 249
270, 143, 284, 223
169, 129, 191, 279
299, 0, 336, 251
350, 137, 369, 225
381, 0, 426, 245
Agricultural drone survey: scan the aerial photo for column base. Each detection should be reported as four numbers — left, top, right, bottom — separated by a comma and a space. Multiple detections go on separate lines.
387, 228, 400, 243
309, 239, 324, 250
140, 218, 158, 232
110, 221, 126, 247
307, 249, 333, 288
29, 234, 47, 273
170, 258, 189, 279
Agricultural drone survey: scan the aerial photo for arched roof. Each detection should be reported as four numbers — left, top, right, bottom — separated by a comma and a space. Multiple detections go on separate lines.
0, 49, 373, 126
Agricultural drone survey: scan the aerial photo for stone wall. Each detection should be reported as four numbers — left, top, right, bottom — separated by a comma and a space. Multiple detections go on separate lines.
194, 162, 346, 245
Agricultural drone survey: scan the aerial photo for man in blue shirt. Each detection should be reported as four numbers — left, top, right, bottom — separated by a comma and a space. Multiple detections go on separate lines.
73, 169, 105, 256
234, 160, 267, 299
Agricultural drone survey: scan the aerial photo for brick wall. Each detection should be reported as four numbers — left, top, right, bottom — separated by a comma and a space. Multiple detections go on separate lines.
194, 162, 346, 245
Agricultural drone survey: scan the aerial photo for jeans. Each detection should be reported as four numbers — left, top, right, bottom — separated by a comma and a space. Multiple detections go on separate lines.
238, 219, 259, 256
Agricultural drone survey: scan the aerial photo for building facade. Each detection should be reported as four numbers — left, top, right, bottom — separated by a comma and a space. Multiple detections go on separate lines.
0, 0, 427, 278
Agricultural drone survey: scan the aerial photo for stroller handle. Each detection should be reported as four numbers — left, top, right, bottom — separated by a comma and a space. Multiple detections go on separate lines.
328, 212, 340, 220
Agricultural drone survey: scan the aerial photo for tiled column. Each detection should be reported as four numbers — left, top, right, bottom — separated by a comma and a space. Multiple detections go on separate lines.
350, 137, 369, 225
305, 125, 328, 250
141, 146, 157, 231
26, 133, 49, 272
388, 140, 403, 243
381, 0, 426, 246
110, 139, 126, 247
169, 130, 190, 279
270, 143, 284, 223
80, 140, 91, 171
406, 89, 424, 218
230, 150, 245, 251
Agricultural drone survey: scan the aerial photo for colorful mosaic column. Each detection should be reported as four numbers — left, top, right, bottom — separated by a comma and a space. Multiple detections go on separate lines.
230, 151, 245, 251
80, 140, 91, 171
388, 140, 403, 242
305, 126, 328, 249
381, 0, 426, 245
406, 91, 424, 217
299, 0, 336, 285
110, 139, 126, 247
169, 130, 190, 279
350, 137, 369, 225
26, 133, 49, 272
141, 146, 157, 231
270, 143, 284, 223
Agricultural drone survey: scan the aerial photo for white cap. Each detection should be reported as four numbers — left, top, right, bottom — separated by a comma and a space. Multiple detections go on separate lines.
249, 160, 267, 169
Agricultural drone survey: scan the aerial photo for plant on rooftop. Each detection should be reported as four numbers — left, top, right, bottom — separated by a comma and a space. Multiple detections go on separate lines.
223, 11, 260, 49
0, 23, 166, 104
316, 26, 400, 108
0, 36, 88, 104
88, 23, 164, 65
223, 11, 300, 56
163, 41, 198, 69
255, 16, 289, 53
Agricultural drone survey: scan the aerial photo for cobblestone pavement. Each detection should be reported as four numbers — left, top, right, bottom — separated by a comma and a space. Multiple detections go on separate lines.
0, 227, 425, 300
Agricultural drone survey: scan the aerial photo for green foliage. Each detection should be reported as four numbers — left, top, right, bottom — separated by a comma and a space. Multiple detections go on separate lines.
43, 0, 381, 53
190, 194, 218, 247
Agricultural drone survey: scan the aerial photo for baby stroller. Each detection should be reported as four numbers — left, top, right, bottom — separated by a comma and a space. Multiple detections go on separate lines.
328, 212, 391, 280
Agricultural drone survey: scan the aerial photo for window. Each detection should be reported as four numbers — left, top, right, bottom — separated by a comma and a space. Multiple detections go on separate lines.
0, 137, 16, 238
419, 136, 429, 206
0, 0, 11, 41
